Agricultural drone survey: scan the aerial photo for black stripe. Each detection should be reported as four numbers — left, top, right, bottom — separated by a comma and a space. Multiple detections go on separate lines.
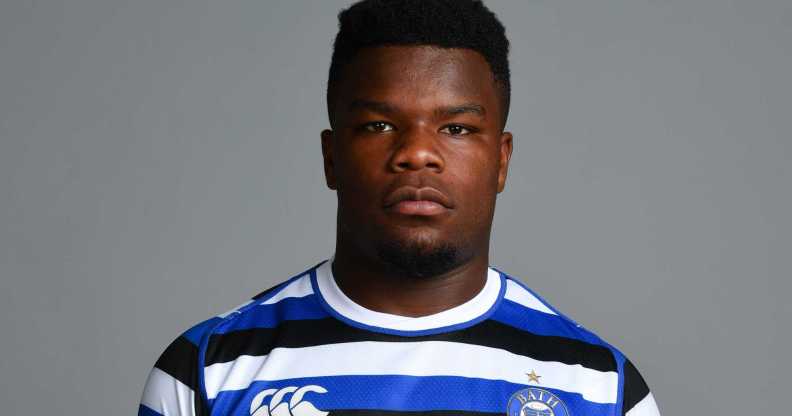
152, 336, 210, 416
154, 336, 200, 389
622, 359, 650, 414
327, 411, 498, 416
205, 318, 616, 372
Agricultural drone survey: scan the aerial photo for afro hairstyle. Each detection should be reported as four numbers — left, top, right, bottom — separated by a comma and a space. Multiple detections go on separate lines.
326, 0, 511, 127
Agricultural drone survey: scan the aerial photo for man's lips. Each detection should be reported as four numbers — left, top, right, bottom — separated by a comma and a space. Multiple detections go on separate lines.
383, 186, 454, 216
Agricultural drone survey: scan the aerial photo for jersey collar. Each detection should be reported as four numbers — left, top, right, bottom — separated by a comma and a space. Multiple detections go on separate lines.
311, 259, 504, 335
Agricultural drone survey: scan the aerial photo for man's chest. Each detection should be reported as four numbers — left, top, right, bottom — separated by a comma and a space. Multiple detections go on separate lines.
204, 341, 619, 416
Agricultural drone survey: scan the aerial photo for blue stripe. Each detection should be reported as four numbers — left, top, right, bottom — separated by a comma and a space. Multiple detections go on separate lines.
212, 295, 330, 334
613, 348, 627, 416
138, 404, 164, 416
183, 317, 224, 346
498, 273, 609, 344
491, 299, 604, 345
209, 375, 615, 416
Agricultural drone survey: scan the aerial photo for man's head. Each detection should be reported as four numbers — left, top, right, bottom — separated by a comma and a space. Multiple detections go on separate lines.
327, 0, 511, 128
321, 0, 512, 278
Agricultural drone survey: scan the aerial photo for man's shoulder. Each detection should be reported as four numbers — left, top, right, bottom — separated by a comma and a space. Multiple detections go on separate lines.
493, 267, 620, 352
493, 269, 661, 414
493, 269, 642, 397
184, 261, 330, 345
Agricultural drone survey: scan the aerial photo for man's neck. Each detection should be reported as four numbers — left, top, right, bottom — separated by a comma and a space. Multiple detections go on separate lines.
330, 249, 490, 317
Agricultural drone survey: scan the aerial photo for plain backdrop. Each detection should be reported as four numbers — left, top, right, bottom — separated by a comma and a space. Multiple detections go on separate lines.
1, 1, 790, 415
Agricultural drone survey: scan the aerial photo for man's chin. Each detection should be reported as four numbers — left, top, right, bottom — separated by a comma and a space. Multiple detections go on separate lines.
374, 238, 464, 279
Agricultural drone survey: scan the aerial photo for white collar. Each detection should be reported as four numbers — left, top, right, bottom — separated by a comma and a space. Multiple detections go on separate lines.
313, 259, 503, 332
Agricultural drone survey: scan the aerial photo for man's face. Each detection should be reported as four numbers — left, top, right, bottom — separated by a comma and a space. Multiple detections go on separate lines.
322, 46, 512, 277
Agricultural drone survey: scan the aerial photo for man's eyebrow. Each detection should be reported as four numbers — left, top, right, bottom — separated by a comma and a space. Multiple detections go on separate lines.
435, 104, 486, 118
348, 99, 398, 114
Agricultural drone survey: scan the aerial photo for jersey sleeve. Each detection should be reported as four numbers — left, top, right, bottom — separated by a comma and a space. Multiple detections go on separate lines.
138, 332, 210, 416
622, 358, 661, 416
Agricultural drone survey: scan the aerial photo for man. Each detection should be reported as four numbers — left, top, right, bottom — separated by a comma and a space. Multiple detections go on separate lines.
138, 1, 661, 415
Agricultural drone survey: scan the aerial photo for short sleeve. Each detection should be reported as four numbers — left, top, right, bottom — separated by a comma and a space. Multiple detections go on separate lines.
622, 359, 661, 416
138, 335, 208, 416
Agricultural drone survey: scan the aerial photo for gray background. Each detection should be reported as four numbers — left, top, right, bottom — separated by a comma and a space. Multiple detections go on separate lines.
1, 0, 789, 415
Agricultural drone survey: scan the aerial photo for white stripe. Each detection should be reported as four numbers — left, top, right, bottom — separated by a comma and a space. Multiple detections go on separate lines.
316, 260, 502, 331
140, 368, 196, 416
218, 300, 254, 318
204, 341, 618, 404
625, 393, 661, 416
261, 274, 313, 305
504, 279, 557, 315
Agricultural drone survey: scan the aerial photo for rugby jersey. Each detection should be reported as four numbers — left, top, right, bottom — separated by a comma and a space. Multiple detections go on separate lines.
139, 260, 661, 416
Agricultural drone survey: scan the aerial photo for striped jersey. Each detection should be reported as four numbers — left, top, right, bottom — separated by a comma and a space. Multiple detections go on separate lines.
139, 260, 661, 416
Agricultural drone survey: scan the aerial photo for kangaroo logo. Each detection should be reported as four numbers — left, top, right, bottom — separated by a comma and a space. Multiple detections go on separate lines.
250, 385, 328, 416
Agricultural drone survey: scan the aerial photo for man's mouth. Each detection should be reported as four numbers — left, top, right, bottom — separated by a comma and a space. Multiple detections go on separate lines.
383, 186, 454, 216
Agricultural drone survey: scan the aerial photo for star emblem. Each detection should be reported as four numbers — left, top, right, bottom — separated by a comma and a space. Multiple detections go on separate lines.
526, 370, 541, 384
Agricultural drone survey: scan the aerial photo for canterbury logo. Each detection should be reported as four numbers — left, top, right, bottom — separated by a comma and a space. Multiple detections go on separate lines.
250, 385, 328, 416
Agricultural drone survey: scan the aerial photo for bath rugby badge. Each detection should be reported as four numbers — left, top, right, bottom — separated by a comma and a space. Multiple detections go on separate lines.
506, 388, 570, 416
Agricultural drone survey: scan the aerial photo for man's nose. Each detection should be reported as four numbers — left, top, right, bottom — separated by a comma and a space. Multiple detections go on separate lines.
388, 126, 445, 173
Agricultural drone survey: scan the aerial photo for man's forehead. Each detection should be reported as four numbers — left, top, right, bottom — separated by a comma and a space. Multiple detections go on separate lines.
344, 45, 494, 81
334, 46, 500, 110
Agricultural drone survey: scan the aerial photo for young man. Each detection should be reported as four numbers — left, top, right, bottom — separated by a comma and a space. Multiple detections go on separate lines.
139, 1, 661, 415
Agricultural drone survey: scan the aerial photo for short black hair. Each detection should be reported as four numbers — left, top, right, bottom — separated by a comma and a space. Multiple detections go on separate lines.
327, 0, 511, 127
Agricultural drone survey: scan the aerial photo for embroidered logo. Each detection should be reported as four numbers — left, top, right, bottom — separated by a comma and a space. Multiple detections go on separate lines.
250, 385, 328, 416
507, 387, 570, 416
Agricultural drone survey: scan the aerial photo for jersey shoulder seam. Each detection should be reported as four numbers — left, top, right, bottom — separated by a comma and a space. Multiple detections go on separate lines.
192, 260, 325, 410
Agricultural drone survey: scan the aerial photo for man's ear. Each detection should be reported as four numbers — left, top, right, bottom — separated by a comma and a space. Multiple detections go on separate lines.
497, 131, 513, 193
321, 129, 337, 190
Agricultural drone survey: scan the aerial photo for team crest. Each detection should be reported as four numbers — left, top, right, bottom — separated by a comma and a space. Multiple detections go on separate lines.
507, 388, 570, 416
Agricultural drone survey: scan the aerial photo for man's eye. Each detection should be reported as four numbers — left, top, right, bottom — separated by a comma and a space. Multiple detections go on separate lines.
363, 121, 395, 132
440, 124, 472, 136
